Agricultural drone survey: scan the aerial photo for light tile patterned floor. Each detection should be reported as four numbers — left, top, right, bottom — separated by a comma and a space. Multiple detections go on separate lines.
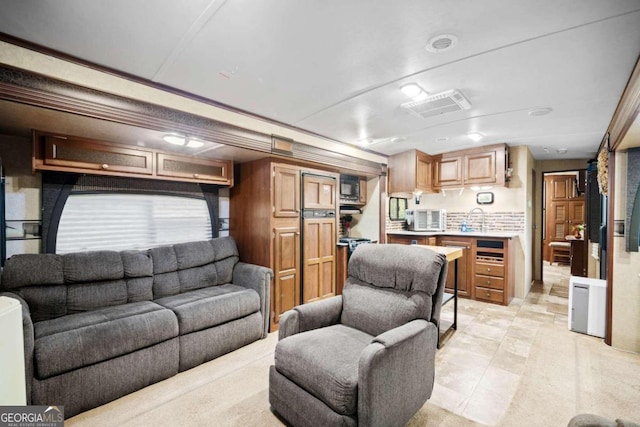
431, 262, 571, 425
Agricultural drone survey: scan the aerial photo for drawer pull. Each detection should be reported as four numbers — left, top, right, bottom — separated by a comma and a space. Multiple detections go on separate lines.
193, 173, 200, 178
101, 163, 109, 170
487, 268, 491, 272
487, 280, 491, 285
486, 291, 491, 297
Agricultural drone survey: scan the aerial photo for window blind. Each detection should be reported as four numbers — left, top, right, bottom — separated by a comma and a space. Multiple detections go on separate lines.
56, 193, 212, 253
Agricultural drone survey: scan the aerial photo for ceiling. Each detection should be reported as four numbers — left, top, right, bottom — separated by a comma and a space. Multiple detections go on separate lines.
1, 1, 640, 160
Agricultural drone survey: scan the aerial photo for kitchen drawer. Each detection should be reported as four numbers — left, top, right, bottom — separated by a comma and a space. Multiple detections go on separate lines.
474, 274, 504, 290
475, 262, 504, 277
475, 286, 504, 303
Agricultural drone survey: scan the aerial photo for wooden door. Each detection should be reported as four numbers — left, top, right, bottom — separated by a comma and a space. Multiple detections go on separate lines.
416, 152, 433, 191
434, 156, 463, 187
464, 151, 496, 185
274, 166, 300, 217
302, 174, 336, 209
273, 225, 300, 325
439, 238, 471, 297
302, 218, 336, 303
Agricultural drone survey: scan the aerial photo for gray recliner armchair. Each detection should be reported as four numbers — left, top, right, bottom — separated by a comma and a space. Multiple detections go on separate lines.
269, 244, 448, 427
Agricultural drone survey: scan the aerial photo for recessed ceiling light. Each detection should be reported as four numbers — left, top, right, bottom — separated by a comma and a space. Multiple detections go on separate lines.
435, 136, 449, 143
425, 34, 458, 53
467, 132, 484, 142
390, 137, 406, 144
543, 147, 550, 153
528, 107, 553, 116
557, 148, 568, 154
400, 83, 424, 99
163, 135, 186, 146
186, 139, 205, 148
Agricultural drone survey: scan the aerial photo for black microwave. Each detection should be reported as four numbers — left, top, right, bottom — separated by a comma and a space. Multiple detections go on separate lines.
340, 175, 360, 202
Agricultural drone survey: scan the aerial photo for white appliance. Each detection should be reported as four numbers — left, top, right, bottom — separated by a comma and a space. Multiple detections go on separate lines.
406, 209, 446, 232
0, 296, 26, 404
568, 276, 606, 338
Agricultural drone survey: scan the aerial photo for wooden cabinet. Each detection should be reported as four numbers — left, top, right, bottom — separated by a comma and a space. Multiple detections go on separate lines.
434, 156, 463, 188
434, 143, 507, 189
42, 135, 153, 175
387, 233, 514, 305
230, 159, 338, 331
438, 237, 472, 298
336, 245, 348, 295
303, 218, 336, 303
388, 149, 436, 194
358, 177, 367, 204
33, 132, 233, 185
386, 234, 436, 246
473, 238, 513, 306
303, 174, 336, 210
156, 153, 231, 184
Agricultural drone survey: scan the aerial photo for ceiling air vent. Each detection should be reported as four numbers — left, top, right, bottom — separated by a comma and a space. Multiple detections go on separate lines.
401, 89, 471, 119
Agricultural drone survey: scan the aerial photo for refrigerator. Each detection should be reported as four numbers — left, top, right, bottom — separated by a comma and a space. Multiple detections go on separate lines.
301, 173, 337, 304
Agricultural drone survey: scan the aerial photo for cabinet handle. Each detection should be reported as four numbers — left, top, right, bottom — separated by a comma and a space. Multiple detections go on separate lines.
193, 173, 200, 178
487, 268, 491, 272
486, 291, 491, 297
101, 164, 109, 170
487, 280, 491, 285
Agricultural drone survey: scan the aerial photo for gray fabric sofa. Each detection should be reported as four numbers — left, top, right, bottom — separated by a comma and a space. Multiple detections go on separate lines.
269, 243, 448, 427
0, 236, 271, 418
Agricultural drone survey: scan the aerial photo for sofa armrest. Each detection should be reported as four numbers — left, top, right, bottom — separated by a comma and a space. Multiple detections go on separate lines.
358, 319, 437, 427
232, 262, 273, 338
0, 292, 34, 404
278, 295, 343, 341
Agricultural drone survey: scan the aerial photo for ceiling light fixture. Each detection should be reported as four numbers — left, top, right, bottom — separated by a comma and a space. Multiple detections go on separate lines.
435, 136, 449, 143
163, 134, 206, 148
425, 34, 458, 53
557, 148, 568, 154
467, 132, 484, 142
400, 83, 426, 99
528, 107, 553, 116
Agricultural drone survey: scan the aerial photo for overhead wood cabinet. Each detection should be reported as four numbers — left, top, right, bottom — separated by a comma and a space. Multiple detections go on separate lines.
230, 159, 338, 331
388, 149, 436, 194
33, 131, 233, 185
434, 143, 507, 189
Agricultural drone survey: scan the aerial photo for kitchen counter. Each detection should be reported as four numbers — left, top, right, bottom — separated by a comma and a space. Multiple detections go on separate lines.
386, 230, 519, 239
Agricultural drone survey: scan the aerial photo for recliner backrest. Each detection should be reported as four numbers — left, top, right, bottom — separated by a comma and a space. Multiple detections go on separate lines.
340, 244, 447, 336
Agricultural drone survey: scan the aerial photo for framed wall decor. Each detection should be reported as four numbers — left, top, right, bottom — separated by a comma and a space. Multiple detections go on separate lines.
476, 192, 494, 204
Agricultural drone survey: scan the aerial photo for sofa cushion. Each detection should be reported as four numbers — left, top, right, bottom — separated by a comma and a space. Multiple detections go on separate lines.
63, 251, 124, 283
341, 281, 431, 337
1, 254, 64, 289
154, 284, 260, 335
33, 301, 178, 379
274, 324, 373, 416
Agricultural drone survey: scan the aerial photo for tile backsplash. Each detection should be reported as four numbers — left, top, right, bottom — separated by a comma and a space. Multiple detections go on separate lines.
385, 211, 525, 233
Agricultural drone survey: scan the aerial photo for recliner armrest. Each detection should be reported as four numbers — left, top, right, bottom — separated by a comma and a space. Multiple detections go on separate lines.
358, 319, 437, 427
232, 262, 273, 338
278, 295, 343, 341
0, 292, 34, 404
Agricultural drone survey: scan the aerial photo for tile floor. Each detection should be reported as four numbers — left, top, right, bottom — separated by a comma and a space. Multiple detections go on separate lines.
431, 262, 571, 425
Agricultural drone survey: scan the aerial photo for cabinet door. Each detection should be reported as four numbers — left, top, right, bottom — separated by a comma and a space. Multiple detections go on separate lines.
416, 152, 433, 191
464, 151, 496, 185
439, 238, 471, 297
358, 178, 367, 204
303, 218, 336, 303
550, 176, 574, 200
156, 153, 232, 184
274, 166, 300, 218
44, 137, 153, 175
434, 156, 463, 187
569, 200, 585, 225
273, 225, 300, 325
548, 201, 570, 241
386, 235, 428, 245
303, 174, 336, 209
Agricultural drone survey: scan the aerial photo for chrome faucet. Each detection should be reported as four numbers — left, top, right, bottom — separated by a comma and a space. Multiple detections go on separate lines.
466, 207, 486, 233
